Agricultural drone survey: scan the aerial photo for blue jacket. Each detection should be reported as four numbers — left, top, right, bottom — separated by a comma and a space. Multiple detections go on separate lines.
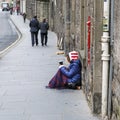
60, 59, 82, 83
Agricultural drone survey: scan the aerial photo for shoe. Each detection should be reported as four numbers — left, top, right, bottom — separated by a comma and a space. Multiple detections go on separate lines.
45, 86, 50, 89
76, 86, 81, 90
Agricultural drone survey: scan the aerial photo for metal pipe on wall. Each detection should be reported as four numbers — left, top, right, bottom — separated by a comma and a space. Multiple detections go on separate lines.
108, 0, 114, 119
101, 0, 110, 119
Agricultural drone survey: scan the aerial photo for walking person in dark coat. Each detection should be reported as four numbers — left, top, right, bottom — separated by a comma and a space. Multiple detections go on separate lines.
23, 13, 27, 23
16, 6, 19, 15
39, 18, 49, 46
29, 16, 39, 46
10, 7, 13, 15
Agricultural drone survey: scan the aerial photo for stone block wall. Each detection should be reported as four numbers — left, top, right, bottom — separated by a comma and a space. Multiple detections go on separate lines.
81, 0, 102, 114
26, 0, 35, 20
49, 0, 102, 114
24, 0, 120, 118
36, 0, 49, 22
49, 0, 65, 50
112, 0, 120, 120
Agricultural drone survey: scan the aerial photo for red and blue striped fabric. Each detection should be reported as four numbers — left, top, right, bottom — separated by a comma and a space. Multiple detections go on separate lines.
48, 69, 68, 89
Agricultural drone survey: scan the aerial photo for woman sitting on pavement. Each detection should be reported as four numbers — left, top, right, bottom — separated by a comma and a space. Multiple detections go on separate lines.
46, 51, 82, 90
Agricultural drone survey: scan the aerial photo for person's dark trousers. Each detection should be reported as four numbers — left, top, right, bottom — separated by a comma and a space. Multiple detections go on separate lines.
23, 18, 26, 23
44, 32, 47, 45
46, 31, 48, 44
31, 32, 38, 46
35, 31, 39, 46
41, 33, 47, 46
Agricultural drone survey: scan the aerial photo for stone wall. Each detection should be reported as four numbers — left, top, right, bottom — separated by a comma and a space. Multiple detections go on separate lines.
112, 0, 120, 120
26, 0, 35, 20
24, 0, 120, 118
81, 0, 102, 114
36, 0, 49, 22
49, 0, 65, 50
26, 0, 49, 22
49, 0, 103, 114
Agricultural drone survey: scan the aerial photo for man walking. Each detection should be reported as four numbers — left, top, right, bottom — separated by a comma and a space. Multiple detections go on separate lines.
23, 13, 27, 23
39, 18, 49, 46
29, 16, 39, 46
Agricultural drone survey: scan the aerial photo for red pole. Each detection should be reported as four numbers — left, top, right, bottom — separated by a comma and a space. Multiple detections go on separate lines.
87, 16, 91, 65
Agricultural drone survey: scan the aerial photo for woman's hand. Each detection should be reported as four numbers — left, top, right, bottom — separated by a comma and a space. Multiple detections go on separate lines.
59, 65, 65, 69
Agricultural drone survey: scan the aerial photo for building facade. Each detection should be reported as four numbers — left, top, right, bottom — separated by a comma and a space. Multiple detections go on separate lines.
23, 0, 103, 115
18, 0, 120, 119
111, 0, 120, 120
20, 0, 26, 14
49, 0, 103, 114
25, 0, 49, 22
0, 0, 13, 9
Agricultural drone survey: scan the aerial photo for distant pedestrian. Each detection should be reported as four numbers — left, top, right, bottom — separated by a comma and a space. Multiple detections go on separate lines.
16, 7, 19, 15
10, 7, 13, 15
23, 13, 27, 23
39, 18, 49, 46
29, 16, 39, 46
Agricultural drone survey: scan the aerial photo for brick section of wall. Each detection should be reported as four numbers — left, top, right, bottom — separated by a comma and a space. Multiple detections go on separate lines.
112, 0, 120, 119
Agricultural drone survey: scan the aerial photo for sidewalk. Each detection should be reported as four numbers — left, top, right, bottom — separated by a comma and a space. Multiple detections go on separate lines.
0, 14, 101, 120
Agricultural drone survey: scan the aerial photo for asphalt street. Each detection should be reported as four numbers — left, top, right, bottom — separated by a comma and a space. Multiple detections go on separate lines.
0, 11, 18, 51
